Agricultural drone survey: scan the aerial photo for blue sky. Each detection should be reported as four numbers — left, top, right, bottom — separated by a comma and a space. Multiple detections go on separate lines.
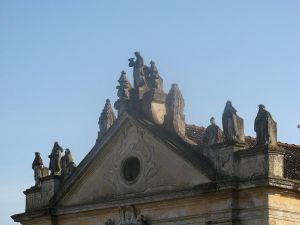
0, 1, 300, 224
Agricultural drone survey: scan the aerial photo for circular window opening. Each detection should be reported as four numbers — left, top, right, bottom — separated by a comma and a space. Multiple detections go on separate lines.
122, 157, 141, 182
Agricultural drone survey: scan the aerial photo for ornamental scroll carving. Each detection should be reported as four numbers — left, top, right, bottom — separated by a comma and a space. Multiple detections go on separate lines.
103, 206, 150, 225
103, 121, 160, 194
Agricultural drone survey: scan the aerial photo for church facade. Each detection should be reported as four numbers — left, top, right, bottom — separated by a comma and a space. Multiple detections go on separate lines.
12, 53, 300, 225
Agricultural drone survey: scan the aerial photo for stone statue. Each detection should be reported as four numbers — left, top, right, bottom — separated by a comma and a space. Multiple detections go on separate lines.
61, 148, 76, 177
148, 60, 163, 90
129, 52, 149, 88
98, 99, 116, 139
222, 101, 245, 143
203, 117, 224, 146
32, 152, 43, 186
254, 104, 277, 145
48, 142, 63, 175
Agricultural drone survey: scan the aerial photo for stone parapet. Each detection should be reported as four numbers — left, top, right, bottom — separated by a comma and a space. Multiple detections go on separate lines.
24, 175, 61, 212
236, 144, 285, 180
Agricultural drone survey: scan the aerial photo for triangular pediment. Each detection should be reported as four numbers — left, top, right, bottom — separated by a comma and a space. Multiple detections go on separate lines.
55, 114, 213, 208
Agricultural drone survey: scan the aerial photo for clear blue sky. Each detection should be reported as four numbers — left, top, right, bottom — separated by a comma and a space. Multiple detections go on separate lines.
0, 1, 299, 224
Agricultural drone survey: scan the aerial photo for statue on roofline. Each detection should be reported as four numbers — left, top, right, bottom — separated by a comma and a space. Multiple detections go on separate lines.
203, 117, 224, 146
48, 142, 64, 175
129, 52, 149, 88
32, 152, 44, 186
254, 104, 277, 145
61, 148, 76, 177
222, 101, 245, 143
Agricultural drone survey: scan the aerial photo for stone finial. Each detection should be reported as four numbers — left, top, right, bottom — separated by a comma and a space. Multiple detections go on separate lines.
254, 104, 277, 145
203, 117, 224, 146
61, 148, 76, 178
98, 99, 116, 139
117, 71, 132, 99
48, 142, 64, 175
222, 101, 245, 144
32, 152, 44, 186
148, 60, 163, 90
164, 84, 185, 137
114, 71, 132, 116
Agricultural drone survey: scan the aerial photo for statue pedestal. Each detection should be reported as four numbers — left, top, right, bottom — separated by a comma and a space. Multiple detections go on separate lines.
142, 89, 166, 125
114, 98, 130, 117
130, 87, 149, 111
24, 175, 61, 212
236, 144, 285, 179
206, 143, 246, 178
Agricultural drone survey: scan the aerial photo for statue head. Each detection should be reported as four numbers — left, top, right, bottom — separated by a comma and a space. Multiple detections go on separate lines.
226, 101, 232, 107
210, 117, 216, 125
35, 152, 40, 156
134, 51, 141, 57
65, 149, 70, 154
258, 104, 266, 111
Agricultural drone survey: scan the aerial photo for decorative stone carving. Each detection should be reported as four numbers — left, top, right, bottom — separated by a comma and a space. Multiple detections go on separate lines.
254, 104, 277, 145
164, 84, 185, 137
48, 142, 64, 175
142, 67, 166, 125
118, 206, 150, 225
117, 71, 132, 99
105, 122, 160, 195
203, 117, 224, 146
129, 52, 149, 88
98, 99, 116, 139
128, 52, 151, 111
148, 60, 163, 90
61, 148, 76, 178
222, 101, 245, 143
32, 152, 44, 186
114, 71, 132, 116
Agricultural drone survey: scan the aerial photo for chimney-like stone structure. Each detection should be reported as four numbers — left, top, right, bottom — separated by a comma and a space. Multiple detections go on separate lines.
164, 84, 186, 137
114, 71, 132, 116
98, 99, 116, 139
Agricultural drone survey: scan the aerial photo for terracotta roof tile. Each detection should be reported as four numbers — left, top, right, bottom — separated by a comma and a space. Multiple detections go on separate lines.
185, 124, 206, 145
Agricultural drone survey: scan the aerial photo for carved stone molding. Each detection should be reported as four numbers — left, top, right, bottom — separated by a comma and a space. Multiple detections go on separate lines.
104, 121, 160, 194
118, 205, 149, 225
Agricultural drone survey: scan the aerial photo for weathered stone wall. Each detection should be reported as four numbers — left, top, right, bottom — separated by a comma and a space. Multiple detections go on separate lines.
25, 176, 61, 212
58, 120, 210, 208
21, 216, 51, 225
57, 191, 234, 225
268, 188, 300, 224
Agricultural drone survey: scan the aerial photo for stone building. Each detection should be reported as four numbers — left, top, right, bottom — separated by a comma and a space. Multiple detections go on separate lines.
12, 53, 300, 225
